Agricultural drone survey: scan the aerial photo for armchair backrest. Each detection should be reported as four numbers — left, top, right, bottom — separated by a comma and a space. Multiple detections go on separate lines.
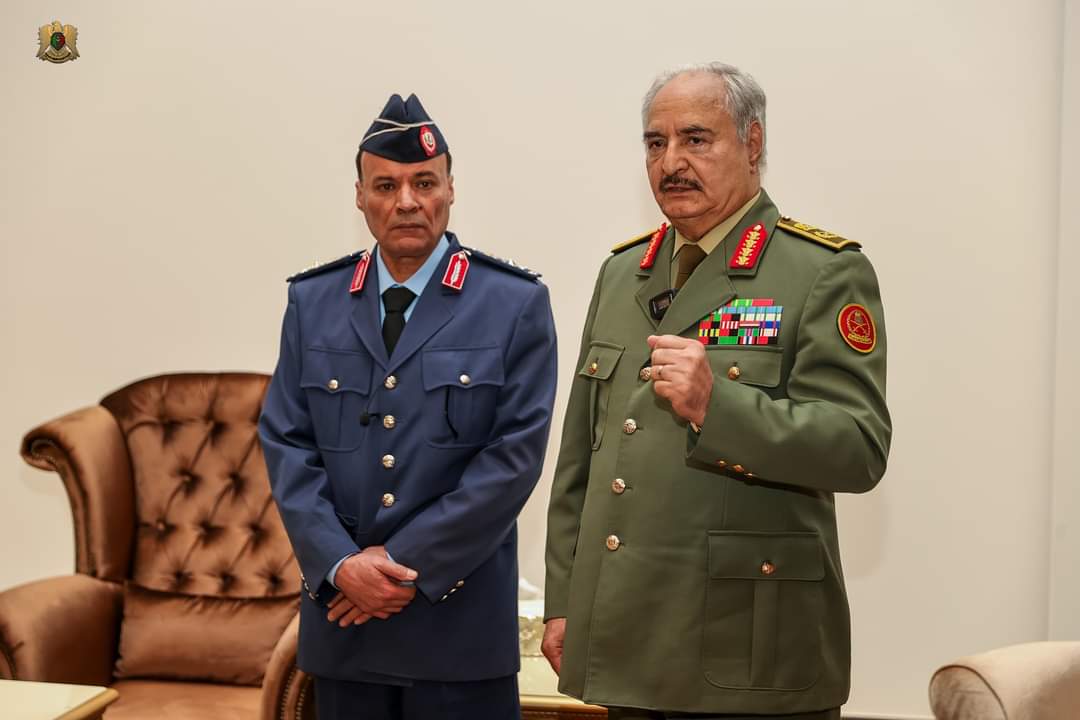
99, 373, 298, 598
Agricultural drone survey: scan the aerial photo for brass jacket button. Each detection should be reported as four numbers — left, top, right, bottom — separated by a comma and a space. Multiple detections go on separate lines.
605, 534, 622, 551
623, 418, 638, 434
727, 365, 742, 381
327, 378, 340, 391
382, 493, 395, 508
611, 478, 627, 494
588, 361, 599, 375
383, 415, 397, 430
381, 454, 396, 469
459, 374, 471, 386
761, 561, 776, 576
639, 366, 652, 382
384, 375, 398, 390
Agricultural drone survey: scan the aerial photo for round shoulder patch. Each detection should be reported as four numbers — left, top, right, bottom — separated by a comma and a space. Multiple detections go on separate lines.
837, 304, 877, 353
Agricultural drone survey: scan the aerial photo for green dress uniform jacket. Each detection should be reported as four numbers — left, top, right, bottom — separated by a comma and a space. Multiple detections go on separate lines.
544, 191, 891, 714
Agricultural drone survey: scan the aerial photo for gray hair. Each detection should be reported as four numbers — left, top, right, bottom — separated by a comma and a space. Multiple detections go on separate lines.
642, 62, 767, 169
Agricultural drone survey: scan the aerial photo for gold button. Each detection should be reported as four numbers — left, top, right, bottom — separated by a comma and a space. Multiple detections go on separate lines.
611, 478, 627, 494
381, 454, 395, 469
732, 464, 745, 473
383, 415, 396, 430
459, 374, 471, 386
716, 459, 728, 468
623, 418, 638, 434
761, 561, 776, 576
605, 534, 621, 551
745, 472, 756, 479
639, 366, 652, 382
327, 378, 340, 391
382, 493, 395, 508
384, 375, 398, 390
455, 580, 465, 588
588, 361, 599, 375
727, 365, 741, 381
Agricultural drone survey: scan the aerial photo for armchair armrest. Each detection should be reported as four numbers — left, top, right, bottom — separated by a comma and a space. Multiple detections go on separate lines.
0, 575, 122, 684
21, 405, 134, 581
260, 612, 314, 720
929, 641, 1080, 720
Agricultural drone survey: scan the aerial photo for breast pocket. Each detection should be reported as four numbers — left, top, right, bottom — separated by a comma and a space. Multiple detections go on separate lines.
422, 345, 505, 447
578, 341, 624, 451
705, 345, 783, 390
703, 531, 825, 691
300, 347, 372, 452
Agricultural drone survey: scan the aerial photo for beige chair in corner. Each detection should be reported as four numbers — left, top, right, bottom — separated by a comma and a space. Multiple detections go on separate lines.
929, 641, 1080, 719
0, 373, 314, 720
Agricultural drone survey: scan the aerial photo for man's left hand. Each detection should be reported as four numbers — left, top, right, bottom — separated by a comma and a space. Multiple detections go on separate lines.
327, 592, 372, 627
647, 334, 713, 428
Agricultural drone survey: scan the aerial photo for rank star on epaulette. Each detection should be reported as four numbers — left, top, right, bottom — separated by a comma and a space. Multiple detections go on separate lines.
777, 217, 861, 252
462, 246, 542, 280
286, 250, 367, 284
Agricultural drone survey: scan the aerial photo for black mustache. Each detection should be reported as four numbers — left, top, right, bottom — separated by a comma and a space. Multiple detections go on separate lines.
660, 175, 701, 191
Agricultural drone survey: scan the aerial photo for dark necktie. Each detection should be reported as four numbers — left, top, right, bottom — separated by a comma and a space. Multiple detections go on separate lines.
382, 287, 416, 355
675, 243, 707, 290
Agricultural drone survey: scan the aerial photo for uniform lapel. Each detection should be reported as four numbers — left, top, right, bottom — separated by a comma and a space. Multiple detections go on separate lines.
656, 193, 779, 337
634, 227, 675, 330
349, 254, 389, 368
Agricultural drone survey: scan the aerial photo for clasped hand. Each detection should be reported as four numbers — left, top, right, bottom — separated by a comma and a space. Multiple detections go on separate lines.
326, 545, 419, 627
647, 334, 713, 428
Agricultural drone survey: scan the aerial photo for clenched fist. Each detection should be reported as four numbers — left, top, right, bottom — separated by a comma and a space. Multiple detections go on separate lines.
647, 334, 713, 428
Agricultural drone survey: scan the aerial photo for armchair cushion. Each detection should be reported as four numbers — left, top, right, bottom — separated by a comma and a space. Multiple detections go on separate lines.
115, 582, 298, 686
0, 575, 122, 684
929, 642, 1080, 720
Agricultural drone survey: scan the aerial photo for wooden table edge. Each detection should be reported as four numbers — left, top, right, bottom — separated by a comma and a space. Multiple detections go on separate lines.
520, 693, 606, 711
55, 687, 119, 720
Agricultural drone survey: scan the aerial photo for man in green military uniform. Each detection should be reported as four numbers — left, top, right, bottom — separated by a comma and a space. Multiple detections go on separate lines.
542, 63, 891, 719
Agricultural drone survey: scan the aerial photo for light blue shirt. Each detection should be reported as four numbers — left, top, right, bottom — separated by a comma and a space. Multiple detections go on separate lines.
327, 234, 448, 590
374, 234, 450, 323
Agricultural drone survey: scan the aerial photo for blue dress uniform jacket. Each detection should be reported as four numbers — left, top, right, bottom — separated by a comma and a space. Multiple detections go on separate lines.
259, 233, 557, 682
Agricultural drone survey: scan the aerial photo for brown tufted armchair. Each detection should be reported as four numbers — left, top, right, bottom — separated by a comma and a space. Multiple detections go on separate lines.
0, 373, 315, 720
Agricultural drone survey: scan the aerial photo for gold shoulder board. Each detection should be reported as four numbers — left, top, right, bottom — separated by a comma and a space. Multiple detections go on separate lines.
611, 230, 655, 254
777, 217, 861, 251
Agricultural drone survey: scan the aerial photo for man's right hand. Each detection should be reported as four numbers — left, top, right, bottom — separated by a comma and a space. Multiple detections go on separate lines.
332, 547, 418, 620
541, 617, 567, 675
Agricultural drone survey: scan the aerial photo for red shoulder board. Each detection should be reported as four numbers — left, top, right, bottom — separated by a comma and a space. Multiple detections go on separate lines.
349, 252, 371, 293
640, 223, 668, 270
730, 223, 768, 270
442, 250, 470, 291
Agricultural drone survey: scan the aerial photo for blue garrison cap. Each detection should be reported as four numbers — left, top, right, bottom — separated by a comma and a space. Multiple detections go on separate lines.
358, 93, 448, 163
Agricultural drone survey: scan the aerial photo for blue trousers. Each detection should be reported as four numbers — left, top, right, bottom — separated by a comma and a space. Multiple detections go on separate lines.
313, 674, 521, 720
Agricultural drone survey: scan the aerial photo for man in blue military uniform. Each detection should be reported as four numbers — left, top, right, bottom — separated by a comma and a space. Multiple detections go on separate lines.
259, 93, 558, 719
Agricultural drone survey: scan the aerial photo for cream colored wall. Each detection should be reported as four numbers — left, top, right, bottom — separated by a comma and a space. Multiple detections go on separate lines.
1049, 0, 1079, 641
0, 1, 1071, 716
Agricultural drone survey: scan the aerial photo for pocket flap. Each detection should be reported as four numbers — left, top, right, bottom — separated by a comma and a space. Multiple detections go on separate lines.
706, 347, 782, 388
301, 347, 372, 395
578, 342, 625, 381
708, 531, 824, 581
422, 346, 505, 390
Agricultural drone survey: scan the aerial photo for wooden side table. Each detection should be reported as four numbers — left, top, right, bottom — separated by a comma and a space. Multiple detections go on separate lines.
522, 693, 608, 719
0, 679, 119, 720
